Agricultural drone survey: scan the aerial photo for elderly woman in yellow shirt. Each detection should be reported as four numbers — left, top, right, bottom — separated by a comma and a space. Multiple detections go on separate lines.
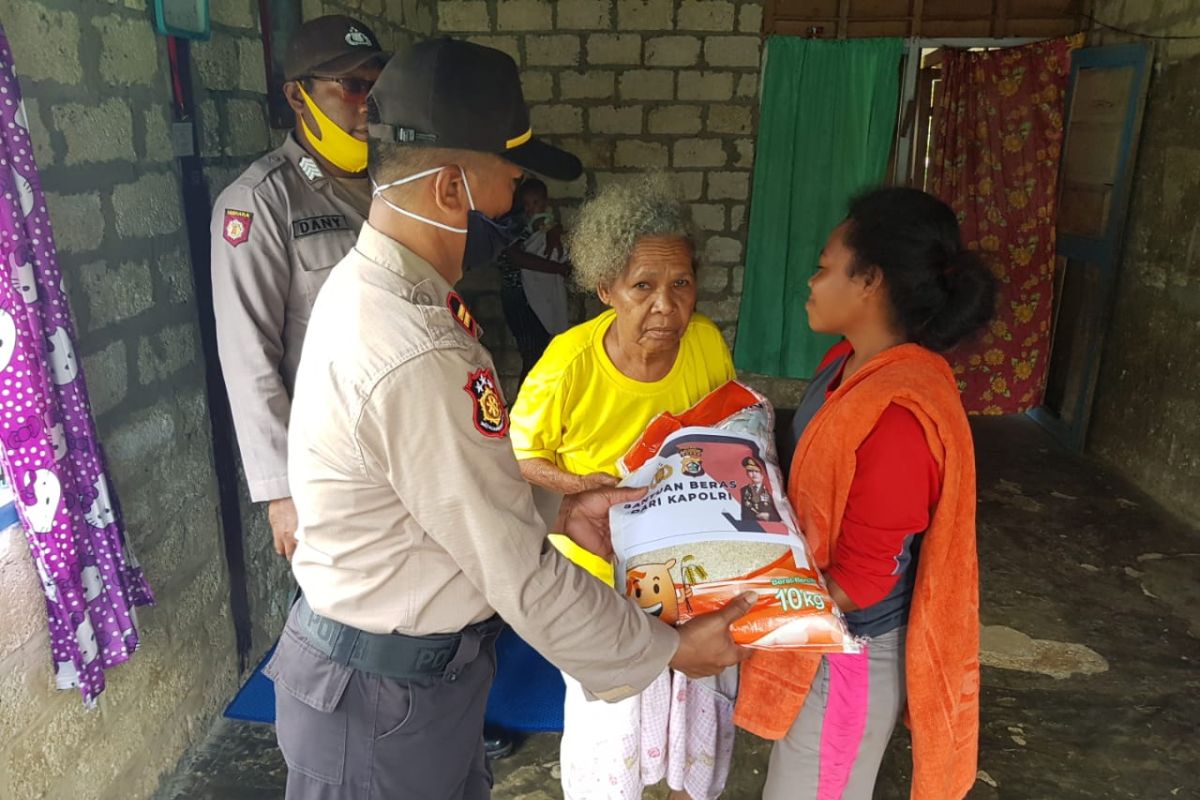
510, 174, 736, 800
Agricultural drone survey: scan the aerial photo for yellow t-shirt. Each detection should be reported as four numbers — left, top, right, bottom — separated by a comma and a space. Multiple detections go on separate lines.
510, 309, 736, 582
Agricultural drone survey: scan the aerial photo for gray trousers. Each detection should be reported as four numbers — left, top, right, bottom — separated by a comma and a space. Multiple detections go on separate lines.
762, 627, 907, 800
265, 606, 498, 799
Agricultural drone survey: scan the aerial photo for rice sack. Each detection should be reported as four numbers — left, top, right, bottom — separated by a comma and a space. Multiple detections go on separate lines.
610, 382, 856, 652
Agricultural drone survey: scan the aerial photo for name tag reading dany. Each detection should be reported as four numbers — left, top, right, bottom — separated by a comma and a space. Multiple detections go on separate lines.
292, 214, 351, 239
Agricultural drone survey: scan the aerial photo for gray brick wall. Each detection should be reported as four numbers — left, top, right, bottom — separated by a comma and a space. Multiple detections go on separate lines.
437, 0, 790, 402
310, 0, 437, 44
0, 0, 236, 796
0, 0, 798, 794
0, 1, 430, 798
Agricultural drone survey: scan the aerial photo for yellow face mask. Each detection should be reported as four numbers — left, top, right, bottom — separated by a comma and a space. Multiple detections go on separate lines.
298, 83, 368, 174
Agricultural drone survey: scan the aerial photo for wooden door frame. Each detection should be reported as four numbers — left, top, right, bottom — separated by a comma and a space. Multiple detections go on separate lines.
1029, 42, 1154, 451
892, 37, 1040, 185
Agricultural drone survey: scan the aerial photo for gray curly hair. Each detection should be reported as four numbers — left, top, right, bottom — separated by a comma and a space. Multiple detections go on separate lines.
567, 173, 695, 293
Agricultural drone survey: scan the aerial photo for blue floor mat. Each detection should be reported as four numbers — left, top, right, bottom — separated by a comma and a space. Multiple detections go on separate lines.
485, 627, 565, 733
223, 645, 276, 724
223, 629, 564, 732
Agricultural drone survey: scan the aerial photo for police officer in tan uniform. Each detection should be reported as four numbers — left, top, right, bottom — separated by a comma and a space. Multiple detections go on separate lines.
210, 16, 386, 561
269, 39, 754, 799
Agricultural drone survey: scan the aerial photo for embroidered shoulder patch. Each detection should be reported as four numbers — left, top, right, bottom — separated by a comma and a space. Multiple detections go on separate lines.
464, 368, 509, 438
223, 209, 253, 247
447, 292, 480, 339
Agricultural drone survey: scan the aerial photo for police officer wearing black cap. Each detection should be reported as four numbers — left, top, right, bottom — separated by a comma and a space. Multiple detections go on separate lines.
268, 38, 755, 798
210, 15, 386, 564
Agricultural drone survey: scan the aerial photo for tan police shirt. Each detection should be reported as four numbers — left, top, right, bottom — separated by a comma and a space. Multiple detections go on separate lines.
287, 223, 679, 701
210, 135, 370, 502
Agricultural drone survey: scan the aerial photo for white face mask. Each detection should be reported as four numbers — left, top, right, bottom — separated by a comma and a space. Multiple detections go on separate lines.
371, 165, 475, 234
372, 165, 521, 271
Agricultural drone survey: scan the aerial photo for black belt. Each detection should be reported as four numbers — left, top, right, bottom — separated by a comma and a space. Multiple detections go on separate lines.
293, 597, 504, 682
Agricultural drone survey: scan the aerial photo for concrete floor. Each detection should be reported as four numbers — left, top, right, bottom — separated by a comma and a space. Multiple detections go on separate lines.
155, 417, 1200, 800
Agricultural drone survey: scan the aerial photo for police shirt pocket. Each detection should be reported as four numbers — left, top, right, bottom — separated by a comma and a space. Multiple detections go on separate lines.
292, 229, 356, 302
266, 627, 352, 784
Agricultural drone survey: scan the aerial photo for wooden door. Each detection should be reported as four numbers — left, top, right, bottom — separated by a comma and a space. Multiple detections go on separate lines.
1030, 43, 1153, 450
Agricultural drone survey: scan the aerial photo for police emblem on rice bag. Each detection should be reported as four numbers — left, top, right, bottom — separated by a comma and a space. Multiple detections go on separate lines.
612, 382, 857, 652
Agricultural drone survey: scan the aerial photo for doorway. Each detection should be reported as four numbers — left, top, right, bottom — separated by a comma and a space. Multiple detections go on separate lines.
892, 39, 1152, 446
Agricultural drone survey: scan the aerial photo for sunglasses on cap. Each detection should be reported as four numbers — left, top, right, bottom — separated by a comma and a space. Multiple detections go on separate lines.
307, 76, 375, 103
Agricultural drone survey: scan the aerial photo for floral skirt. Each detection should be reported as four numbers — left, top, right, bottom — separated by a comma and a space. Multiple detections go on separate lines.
560, 667, 738, 800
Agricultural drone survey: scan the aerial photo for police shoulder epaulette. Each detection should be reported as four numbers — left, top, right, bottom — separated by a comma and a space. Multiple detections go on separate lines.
238, 151, 288, 190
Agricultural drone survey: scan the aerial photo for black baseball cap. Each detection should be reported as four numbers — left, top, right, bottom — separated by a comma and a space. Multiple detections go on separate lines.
367, 38, 583, 181
284, 15, 388, 81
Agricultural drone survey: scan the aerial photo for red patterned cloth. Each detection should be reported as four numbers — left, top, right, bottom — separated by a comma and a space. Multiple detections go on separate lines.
929, 39, 1075, 414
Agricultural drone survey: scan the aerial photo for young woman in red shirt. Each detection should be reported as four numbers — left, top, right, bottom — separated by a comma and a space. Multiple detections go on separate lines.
736, 187, 997, 800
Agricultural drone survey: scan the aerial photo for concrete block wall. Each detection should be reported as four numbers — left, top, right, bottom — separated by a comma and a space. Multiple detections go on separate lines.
1085, 0, 1200, 526
0, 1, 236, 798
0, 1, 426, 799
436, 0, 783, 401
0, 0, 788, 792
304, 0, 437, 47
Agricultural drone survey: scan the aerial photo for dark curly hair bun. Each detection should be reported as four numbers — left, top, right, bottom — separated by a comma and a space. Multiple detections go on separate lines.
844, 187, 997, 353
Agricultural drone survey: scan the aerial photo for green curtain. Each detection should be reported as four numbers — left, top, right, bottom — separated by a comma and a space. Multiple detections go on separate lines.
735, 37, 905, 378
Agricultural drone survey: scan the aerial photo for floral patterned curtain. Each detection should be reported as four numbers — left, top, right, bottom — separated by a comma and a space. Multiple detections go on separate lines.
0, 27, 154, 707
928, 38, 1077, 414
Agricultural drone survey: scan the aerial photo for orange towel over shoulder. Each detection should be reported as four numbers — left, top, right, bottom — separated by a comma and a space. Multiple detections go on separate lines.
734, 343, 981, 800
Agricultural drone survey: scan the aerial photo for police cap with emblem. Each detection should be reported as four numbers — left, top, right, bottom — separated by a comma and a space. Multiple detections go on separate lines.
367, 38, 583, 182
284, 15, 388, 81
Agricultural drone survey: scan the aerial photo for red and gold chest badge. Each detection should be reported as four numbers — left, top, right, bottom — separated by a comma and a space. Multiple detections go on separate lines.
223, 209, 253, 247
464, 368, 509, 438
447, 292, 480, 338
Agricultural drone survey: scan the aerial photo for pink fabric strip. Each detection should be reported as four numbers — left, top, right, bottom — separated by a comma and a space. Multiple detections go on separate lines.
817, 647, 871, 800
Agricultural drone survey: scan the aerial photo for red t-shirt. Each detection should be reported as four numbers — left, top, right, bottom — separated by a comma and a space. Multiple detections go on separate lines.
812, 341, 942, 610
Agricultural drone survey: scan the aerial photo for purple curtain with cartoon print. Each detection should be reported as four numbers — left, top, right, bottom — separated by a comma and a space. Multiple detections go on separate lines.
0, 27, 153, 707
